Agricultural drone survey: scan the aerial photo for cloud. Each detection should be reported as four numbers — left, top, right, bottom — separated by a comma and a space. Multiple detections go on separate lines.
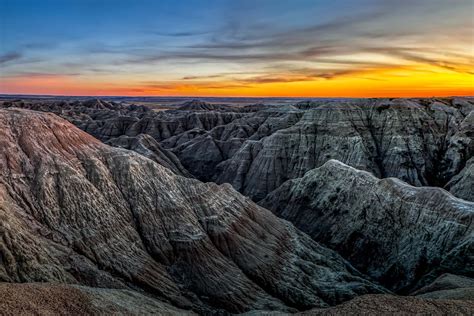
151, 30, 211, 37
5, 71, 81, 78
115, 2, 472, 78
143, 64, 392, 91
233, 66, 389, 84
182, 74, 223, 80
137, 81, 252, 91
387, 50, 473, 73
0, 52, 22, 65
22, 42, 59, 50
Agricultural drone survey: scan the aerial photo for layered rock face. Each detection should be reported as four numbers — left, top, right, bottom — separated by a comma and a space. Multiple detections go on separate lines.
3, 98, 472, 202
0, 99, 247, 145
0, 109, 386, 314
261, 160, 474, 293
442, 109, 474, 201
412, 273, 474, 300
213, 99, 474, 201
105, 134, 193, 177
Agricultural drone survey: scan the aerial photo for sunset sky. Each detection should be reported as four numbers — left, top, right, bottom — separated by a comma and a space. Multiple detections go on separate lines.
0, 0, 473, 97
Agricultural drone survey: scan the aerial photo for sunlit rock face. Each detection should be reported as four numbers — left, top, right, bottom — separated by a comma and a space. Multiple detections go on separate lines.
0, 108, 387, 314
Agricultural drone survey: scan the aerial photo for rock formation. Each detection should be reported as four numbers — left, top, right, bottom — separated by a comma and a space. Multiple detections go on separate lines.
0, 97, 473, 314
177, 99, 237, 112
445, 158, 474, 201
261, 160, 474, 293
0, 108, 387, 314
412, 274, 474, 300
3, 98, 472, 202
214, 99, 474, 201
106, 134, 193, 177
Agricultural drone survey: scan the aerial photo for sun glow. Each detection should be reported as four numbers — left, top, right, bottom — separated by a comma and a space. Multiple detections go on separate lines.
2, 63, 471, 97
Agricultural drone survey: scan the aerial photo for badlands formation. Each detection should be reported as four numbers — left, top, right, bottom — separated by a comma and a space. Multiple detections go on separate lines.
0, 97, 472, 314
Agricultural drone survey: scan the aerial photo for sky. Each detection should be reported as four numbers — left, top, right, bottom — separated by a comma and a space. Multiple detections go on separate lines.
0, 0, 473, 97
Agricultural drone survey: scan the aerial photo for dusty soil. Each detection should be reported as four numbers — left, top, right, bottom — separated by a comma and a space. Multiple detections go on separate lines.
0, 283, 94, 315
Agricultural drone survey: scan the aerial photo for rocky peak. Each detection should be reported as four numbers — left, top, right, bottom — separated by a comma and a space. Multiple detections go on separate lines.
178, 100, 225, 111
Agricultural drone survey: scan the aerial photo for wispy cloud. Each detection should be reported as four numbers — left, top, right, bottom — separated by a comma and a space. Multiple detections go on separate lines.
0, 52, 22, 65
150, 30, 211, 37
106, 1, 472, 81
4, 71, 81, 78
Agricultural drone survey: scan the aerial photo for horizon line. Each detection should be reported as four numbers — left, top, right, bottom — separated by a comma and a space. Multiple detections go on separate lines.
1, 93, 473, 99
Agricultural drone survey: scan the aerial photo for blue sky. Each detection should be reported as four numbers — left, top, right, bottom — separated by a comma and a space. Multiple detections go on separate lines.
0, 0, 472, 96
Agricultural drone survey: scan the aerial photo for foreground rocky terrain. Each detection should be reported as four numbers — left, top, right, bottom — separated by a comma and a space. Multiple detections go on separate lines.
0, 283, 192, 315
4, 284, 473, 316
0, 98, 473, 315
299, 295, 474, 315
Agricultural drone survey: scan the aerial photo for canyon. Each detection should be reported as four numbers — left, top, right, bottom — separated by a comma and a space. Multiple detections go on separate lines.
0, 97, 472, 314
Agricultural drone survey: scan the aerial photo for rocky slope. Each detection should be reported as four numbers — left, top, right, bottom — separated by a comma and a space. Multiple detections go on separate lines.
0, 108, 387, 314
412, 274, 474, 300
0, 99, 247, 144
105, 134, 193, 177
214, 99, 474, 201
261, 160, 474, 293
445, 158, 474, 202
177, 99, 239, 112
3, 98, 472, 202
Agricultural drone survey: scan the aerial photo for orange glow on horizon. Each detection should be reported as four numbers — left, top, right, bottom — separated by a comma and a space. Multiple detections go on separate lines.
1, 65, 473, 98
